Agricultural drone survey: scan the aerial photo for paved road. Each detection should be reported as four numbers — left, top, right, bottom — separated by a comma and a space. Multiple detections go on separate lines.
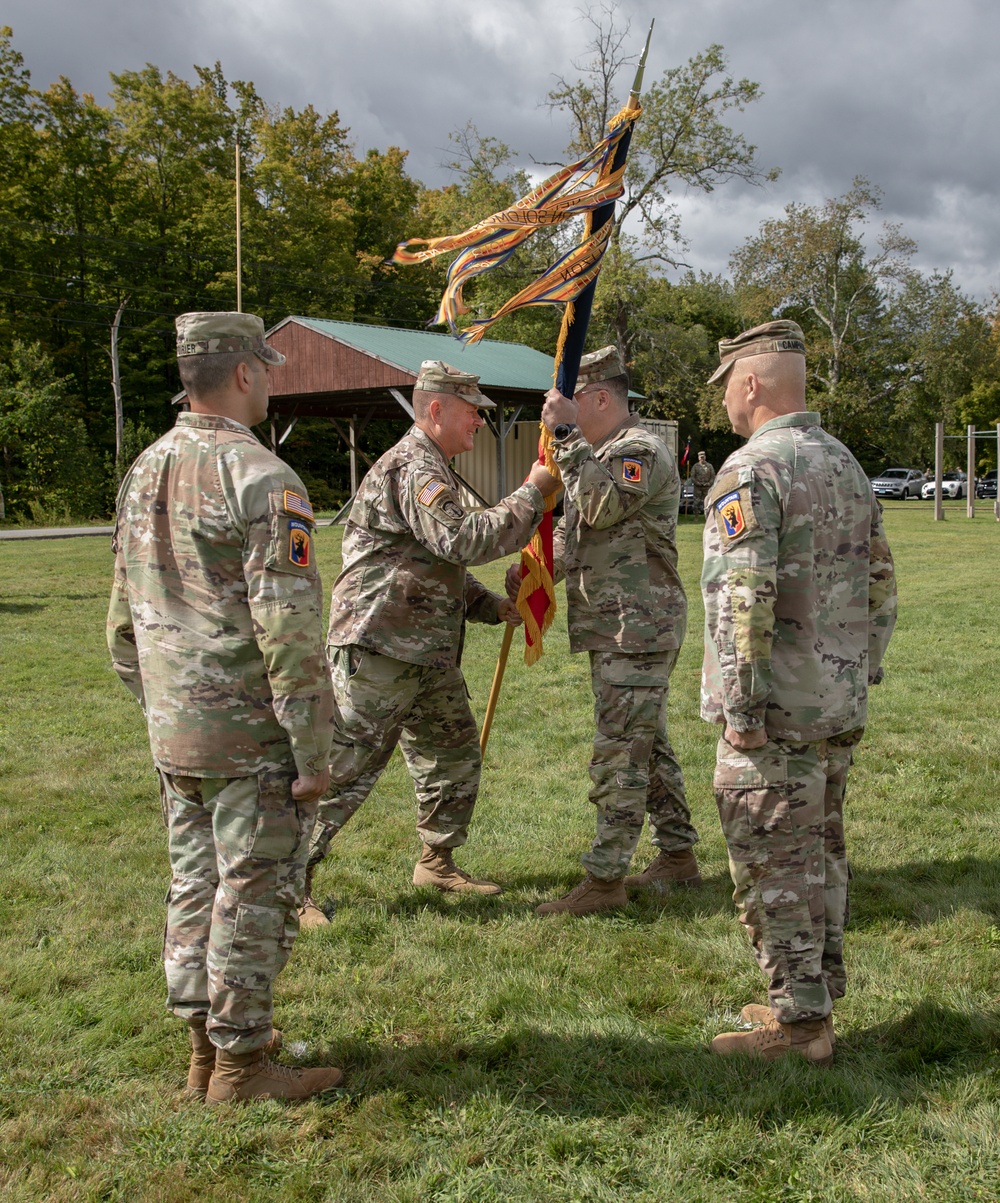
1, 518, 340, 541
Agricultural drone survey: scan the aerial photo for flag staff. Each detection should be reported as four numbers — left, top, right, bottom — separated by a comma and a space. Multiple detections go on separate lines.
480, 21, 654, 755
235, 133, 243, 312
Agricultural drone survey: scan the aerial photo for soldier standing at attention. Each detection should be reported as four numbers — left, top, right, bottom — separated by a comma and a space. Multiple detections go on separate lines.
690, 450, 716, 515
701, 321, 897, 1065
507, 346, 702, 917
299, 360, 558, 922
108, 312, 343, 1103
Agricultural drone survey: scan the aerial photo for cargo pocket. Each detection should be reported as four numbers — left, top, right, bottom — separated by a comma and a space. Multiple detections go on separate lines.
222, 902, 284, 990
713, 741, 791, 862
248, 772, 300, 863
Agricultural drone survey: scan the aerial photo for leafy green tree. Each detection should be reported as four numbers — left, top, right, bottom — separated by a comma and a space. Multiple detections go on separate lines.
0, 341, 102, 518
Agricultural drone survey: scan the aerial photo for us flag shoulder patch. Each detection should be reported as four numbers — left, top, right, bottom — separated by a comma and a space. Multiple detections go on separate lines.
283, 490, 314, 522
418, 480, 448, 507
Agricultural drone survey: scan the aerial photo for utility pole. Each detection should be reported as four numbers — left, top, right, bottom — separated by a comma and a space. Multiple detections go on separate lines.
235, 133, 243, 312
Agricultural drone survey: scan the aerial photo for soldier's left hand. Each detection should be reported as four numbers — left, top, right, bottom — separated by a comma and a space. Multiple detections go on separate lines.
497, 597, 523, 626
542, 388, 578, 431
504, 563, 521, 602
292, 766, 331, 802
724, 724, 768, 750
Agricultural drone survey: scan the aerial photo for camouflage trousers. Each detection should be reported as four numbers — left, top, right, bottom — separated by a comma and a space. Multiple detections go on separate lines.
309, 645, 481, 867
581, 649, 698, 882
160, 762, 315, 1053
714, 728, 863, 1024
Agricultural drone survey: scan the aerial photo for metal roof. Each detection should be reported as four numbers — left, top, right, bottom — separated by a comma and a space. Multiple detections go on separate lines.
280, 316, 560, 391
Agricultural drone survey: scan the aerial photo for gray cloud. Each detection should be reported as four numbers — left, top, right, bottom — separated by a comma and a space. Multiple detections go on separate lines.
9, 0, 1000, 297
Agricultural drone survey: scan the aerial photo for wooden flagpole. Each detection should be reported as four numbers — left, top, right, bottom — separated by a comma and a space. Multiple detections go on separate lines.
479, 622, 515, 754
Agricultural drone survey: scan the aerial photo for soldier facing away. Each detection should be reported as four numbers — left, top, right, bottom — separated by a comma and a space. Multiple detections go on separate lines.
108, 312, 343, 1103
507, 346, 702, 917
299, 360, 559, 923
700, 320, 897, 1065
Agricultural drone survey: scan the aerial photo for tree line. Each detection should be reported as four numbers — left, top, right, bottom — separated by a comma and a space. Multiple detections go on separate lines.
0, 18, 996, 520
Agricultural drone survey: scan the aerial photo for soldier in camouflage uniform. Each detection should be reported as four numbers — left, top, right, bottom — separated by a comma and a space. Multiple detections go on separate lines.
507, 346, 701, 917
108, 312, 344, 1103
700, 321, 897, 1066
300, 360, 558, 922
689, 451, 716, 515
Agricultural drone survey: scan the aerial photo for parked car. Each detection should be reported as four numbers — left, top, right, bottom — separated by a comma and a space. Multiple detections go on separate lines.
679, 478, 697, 514
870, 468, 926, 499
920, 471, 967, 500
976, 469, 998, 500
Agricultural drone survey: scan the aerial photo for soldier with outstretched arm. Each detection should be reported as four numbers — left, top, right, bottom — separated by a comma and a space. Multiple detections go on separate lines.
299, 360, 558, 924
700, 321, 897, 1065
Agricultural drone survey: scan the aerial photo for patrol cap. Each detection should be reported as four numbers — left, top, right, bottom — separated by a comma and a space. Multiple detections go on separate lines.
707, 320, 806, 385
576, 344, 627, 388
175, 311, 286, 367
413, 360, 494, 409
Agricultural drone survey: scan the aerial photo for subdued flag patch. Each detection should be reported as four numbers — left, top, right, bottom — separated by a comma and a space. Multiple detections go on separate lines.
288, 519, 311, 566
418, 480, 448, 507
716, 490, 746, 538
284, 490, 314, 522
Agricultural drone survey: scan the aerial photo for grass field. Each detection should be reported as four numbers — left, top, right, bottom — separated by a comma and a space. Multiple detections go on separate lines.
1, 501, 999, 1202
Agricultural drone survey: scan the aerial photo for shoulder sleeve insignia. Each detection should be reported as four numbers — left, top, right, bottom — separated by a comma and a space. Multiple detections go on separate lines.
288, 519, 311, 567
418, 480, 448, 507
283, 490, 314, 522
713, 484, 760, 549
623, 458, 643, 483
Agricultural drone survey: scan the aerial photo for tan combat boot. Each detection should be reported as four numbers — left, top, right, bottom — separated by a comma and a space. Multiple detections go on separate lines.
624, 848, 702, 891
740, 1003, 835, 1048
186, 1021, 284, 1099
205, 1048, 344, 1105
412, 845, 502, 895
535, 873, 627, 916
710, 1016, 833, 1066
298, 864, 330, 929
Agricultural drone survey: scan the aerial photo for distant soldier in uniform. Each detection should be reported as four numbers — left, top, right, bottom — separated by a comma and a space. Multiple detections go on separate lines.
507, 346, 701, 917
701, 320, 897, 1065
300, 360, 558, 922
690, 450, 716, 514
108, 312, 343, 1103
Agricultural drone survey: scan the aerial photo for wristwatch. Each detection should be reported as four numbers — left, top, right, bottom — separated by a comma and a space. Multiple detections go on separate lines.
552, 422, 577, 441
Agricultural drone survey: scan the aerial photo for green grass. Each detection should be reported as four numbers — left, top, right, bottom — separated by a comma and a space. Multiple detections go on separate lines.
1, 503, 999, 1201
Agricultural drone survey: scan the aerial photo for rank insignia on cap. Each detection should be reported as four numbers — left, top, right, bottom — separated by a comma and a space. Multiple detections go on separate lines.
716, 490, 746, 538
284, 490, 314, 522
622, 458, 643, 483
418, 480, 448, 507
288, 519, 311, 566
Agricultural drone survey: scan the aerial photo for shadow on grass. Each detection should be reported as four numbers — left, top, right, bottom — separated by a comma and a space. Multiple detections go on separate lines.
849, 854, 1000, 927
0, 601, 48, 613
319, 999, 1000, 1125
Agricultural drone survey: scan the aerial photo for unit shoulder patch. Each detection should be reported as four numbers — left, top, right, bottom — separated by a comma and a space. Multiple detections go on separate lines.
614, 454, 649, 493
712, 483, 759, 549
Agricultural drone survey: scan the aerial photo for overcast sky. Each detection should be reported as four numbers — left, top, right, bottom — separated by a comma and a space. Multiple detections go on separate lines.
10, 0, 1000, 299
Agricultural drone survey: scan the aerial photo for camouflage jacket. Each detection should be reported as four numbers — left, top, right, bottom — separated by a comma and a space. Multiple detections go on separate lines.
551, 415, 687, 654
700, 411, 897, 741
107, 413, 334, 778
690, 461, 716, 489
327, 425, 544, 668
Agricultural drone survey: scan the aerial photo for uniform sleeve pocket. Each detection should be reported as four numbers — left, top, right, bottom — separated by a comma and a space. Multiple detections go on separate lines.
264, 490, 318, 577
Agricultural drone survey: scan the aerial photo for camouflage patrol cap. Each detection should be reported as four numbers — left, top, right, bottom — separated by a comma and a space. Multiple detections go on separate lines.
175, 311, 286, 367
413, 360, 495, 409
576, 345, 627, 387
708, 319, 806, 385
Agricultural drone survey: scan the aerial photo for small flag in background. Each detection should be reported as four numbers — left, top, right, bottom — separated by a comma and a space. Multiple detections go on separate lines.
681, 439, 691, 468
